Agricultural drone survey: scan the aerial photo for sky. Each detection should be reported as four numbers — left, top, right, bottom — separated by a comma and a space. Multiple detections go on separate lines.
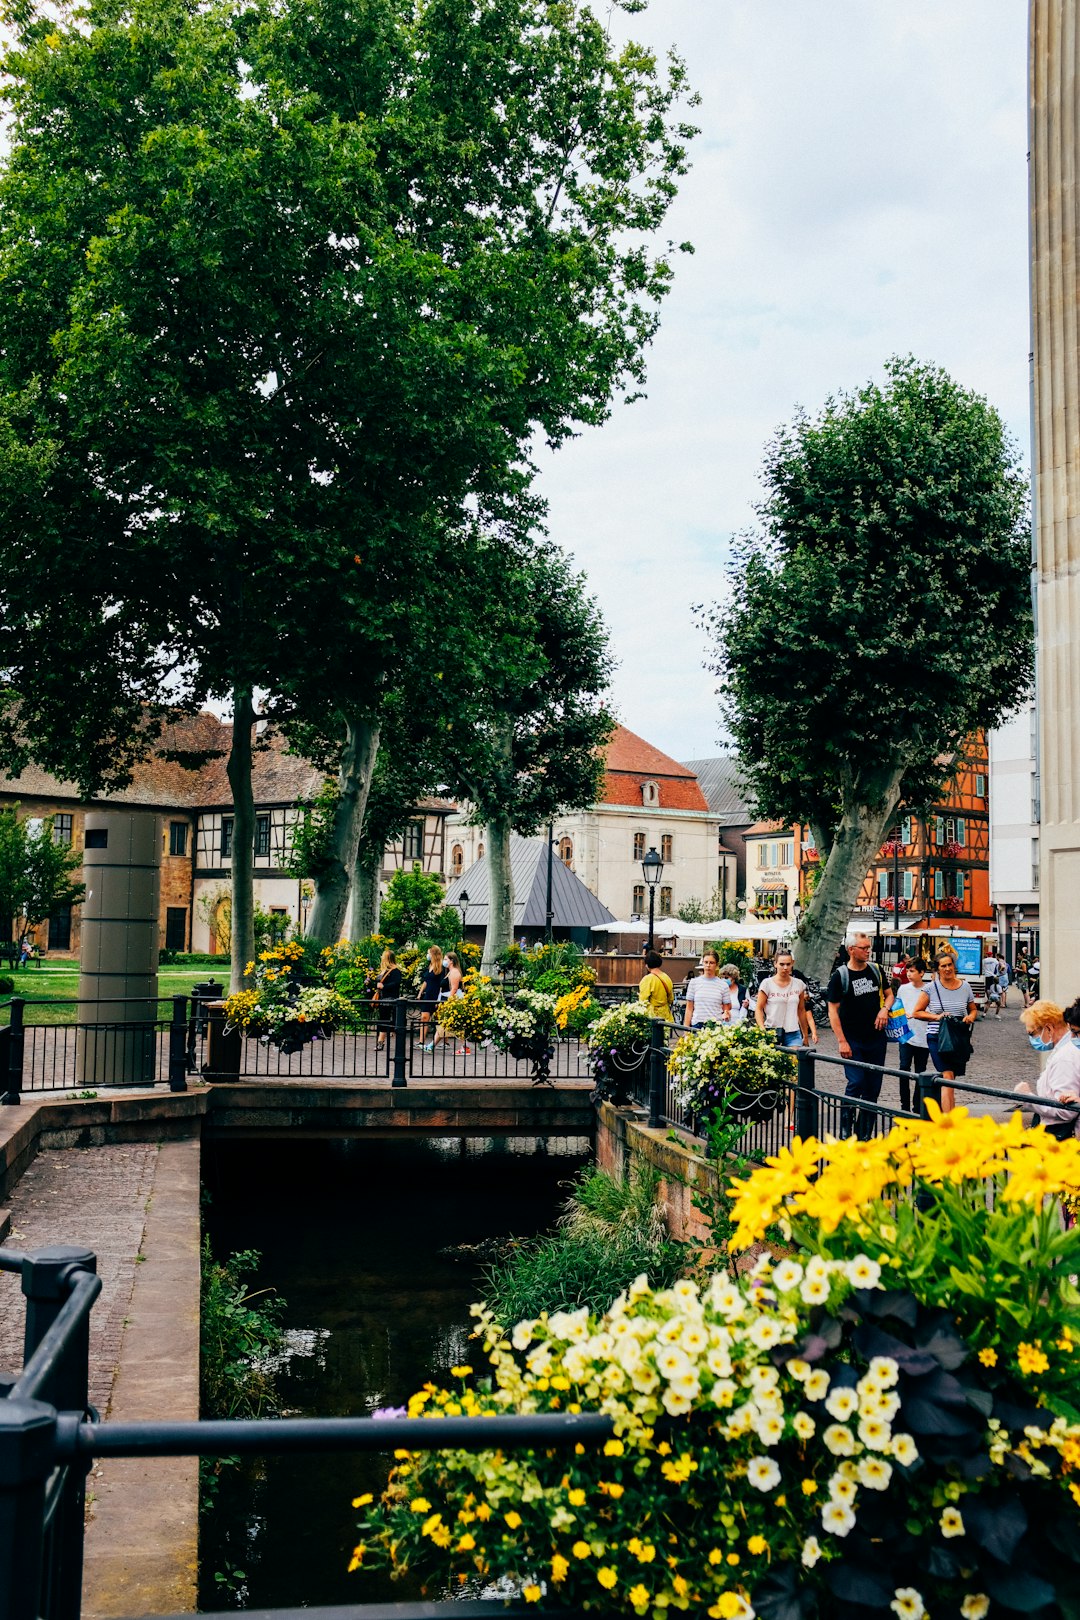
538, 1, 1032, 764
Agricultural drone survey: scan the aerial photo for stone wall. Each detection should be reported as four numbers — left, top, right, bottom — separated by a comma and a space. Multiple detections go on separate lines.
596, 1101, 722, 1249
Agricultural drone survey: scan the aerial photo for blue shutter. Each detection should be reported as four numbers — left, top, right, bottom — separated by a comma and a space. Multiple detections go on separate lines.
901, 816, 912, 845
903, 871, 914, 900
956, 817, 966, 847
877, 870, 888, 899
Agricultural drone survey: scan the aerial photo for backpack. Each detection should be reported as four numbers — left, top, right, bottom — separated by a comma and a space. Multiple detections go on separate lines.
837, 962, 885, 1007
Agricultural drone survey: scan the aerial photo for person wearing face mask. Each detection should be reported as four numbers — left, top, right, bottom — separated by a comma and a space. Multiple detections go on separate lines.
911, 951, 977, 1113
1019, 999, 1080, 1138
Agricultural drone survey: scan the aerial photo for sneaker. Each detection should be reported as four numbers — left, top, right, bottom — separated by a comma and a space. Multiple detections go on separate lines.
422, 1042, 434, 1053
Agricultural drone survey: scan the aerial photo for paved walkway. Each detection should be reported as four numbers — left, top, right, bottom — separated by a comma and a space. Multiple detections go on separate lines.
0, 1142, 159, 1413
811, 999, 1038, 1105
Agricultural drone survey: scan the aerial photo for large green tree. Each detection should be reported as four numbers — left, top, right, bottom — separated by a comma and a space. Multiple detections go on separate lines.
0, 808, 86, 946
0, 0, 696, 986
705, 358, 1033, 981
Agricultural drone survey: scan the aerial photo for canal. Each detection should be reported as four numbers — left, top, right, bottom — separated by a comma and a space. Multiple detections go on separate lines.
199, 1134, 590, 1610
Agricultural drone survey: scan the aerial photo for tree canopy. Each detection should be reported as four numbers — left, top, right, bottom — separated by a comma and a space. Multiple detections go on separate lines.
0, 809, 86, 945
704, 358, 1033, 979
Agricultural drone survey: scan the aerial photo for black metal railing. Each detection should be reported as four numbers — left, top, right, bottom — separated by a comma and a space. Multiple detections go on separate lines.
0, 1244, 599, 1620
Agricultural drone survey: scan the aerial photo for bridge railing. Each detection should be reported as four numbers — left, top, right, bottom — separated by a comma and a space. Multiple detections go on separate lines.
0, 1244, 600, 1620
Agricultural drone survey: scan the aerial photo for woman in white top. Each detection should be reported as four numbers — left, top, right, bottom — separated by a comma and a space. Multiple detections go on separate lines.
755, 950, 816, 1050
1019, 999, 1080, 1138
894, 959, 931, 1113
684, 951, 727, 1027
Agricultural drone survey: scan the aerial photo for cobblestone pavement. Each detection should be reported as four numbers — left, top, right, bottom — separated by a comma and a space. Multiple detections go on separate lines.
0, 1143, 159, 1414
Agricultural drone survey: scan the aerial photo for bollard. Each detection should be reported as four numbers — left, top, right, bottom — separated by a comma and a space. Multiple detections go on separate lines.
916, 1071, 941, 1120
168, 995, 188, 1093
2, 999, 24, 1106
795, 1047, 818, 1140
0, 1398, 58, 1620
392, 998, 408, 1088
21, 1247, 96, 1411
647, 1019, 666, 1129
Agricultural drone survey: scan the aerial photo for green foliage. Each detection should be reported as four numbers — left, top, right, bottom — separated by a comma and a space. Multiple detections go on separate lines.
0, 975, 13, 995
668, 1020, 793, 1115
0, 807, 85, 941
481, 1165, 685, 1324
678, 889, 738, 924
707, 942, 755, 985
518, 941, 595, 998
158, 951, 231, 968
199, 1239, 284, 1420
283, 781, 340, 882
380, 865, 449, 948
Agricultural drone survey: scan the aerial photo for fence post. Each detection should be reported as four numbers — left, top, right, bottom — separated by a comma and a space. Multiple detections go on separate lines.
2, 998, 24, 1106
647, 1019, 666, 1129
168, 995, 188, 1093
916, 1071, 940, 1120
0, 1398, 58, 1620
392, 998, 408, 1089
795, 1047, 818, 1140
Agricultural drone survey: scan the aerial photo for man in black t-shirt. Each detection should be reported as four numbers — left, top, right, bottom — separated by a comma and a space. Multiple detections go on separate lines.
827, 932, 894, 1138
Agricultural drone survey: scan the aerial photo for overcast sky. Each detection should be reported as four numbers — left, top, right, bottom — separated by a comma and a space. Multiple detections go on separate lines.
538, 1, 1031, 764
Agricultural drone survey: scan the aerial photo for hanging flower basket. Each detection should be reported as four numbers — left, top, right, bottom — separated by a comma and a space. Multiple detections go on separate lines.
668, 1021, 791, 1129
586, 1004, 654, 1106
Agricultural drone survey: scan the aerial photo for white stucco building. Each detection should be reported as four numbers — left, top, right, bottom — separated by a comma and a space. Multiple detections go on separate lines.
989, 703, 1041, 963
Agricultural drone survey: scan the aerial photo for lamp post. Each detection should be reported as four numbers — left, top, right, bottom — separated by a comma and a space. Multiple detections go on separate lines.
641, 846, 664, 953
458, 890, 470, 940
1012, 906, 1024, 970
545, 820, 555, 944
300, 887, 313, 935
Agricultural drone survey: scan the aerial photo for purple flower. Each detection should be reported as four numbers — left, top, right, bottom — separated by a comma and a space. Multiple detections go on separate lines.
371, 1405, 407, 1420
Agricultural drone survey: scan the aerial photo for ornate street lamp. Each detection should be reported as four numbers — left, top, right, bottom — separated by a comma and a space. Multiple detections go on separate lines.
458, 890, 470, 938
641, 846, 664, 952
1012, 906, 1025, 969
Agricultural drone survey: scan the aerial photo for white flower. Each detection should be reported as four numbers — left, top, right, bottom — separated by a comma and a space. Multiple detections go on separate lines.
805, 1255, 831, 1283
749, 1364, 780, 1392
825, 1386, 858, 1421
793, 1411, 816, 1440
706, 1278, 744, 1318
890, 1433, 919, 1467
804, 1370, 830, 1402
609, 1316, 631, 1338
961, 1597, 989, 1620
586, 1333, 613, 1359
772, 1259, 804, 1292
548, 1307, 589, 1343
754, 1412, 785, 1446
821, 1500, 856, 1537
631, 1365, 660, 1395
828, 1473, 857, 1503
670, 1369, 701, 1399
747, 1316, 783, 1350
869, 1355, 899, 1388
656, 1346, 692, 1382
662, 1387, 693, 1416
845, 1254, 882, 1289
856, 1456, 893, 1491
511, 1320, 535, 1350
628, 1274, 651, 1301
706, 1346, 733, 1378
858, 1417, 892, 1451
940, 1506, 965, 1539
800, 1276, 830, 1305
746, 1456, 782, 1492
801, 1536, 822, 1568
891, 1589, 926, 1620
526, 1347, 553, 1375
711, 1378, 738, 1408
823, 1424, 856, 1456
657, 1317, 684, 1345
786, 1358, 811, 1382
672, 1278, 700, 1302
681, 1323, 709, 1355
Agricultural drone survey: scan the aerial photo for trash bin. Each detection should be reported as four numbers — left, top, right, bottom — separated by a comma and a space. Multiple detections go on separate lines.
203, 999, 242, 1082
188, 979, 224, 1072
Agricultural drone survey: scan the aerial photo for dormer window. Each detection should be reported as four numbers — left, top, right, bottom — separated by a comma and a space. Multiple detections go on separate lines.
641, 780, 659, 807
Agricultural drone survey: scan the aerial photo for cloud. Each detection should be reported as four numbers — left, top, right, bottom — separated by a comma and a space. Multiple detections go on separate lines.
539, 0, 1029, 762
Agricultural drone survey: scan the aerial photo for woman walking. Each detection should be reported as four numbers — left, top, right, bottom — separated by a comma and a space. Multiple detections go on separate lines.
894, 958, 931, 1112
755, 949, 817, 1050
912, 951, 977, 1112
419, 945, 449, 1051
432, 950, 467, 1053
683, 950, 727, 1028
374, 948, 402, 1050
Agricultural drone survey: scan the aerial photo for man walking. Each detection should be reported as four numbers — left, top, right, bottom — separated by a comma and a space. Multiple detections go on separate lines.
827, 932, 893, 1139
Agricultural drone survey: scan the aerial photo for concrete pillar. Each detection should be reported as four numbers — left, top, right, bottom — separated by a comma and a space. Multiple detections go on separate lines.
1030, 0, 1080, 1007
77, 811, 162, 1084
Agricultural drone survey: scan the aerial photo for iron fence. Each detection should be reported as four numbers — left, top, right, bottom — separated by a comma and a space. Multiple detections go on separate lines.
0, 1243, 599, 1620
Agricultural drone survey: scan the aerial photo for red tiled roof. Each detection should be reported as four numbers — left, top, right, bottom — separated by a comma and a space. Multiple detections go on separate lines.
745, 820, 789, 837
602, 725, 709, 812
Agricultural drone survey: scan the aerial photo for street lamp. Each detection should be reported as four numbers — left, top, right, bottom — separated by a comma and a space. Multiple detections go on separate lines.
300, 888, 313, 934
1012, 906, 1025, 969
458, 889, 470, 939
641, 846, 664, 952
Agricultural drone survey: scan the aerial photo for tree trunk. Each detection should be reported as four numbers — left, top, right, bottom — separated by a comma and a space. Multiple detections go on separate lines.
483, 812, 514, 971
307, 716, 380, 945
793, 775, 903, 983
226, 686, 256, 993
349, 844, 382, 941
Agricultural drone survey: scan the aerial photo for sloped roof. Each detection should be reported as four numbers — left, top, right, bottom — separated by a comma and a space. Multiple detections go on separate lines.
603, 725, 709, 812
445, 837, 615, 930
682, 757, 754, 825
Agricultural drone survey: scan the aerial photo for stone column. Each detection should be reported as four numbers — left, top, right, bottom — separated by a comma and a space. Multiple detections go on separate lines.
1030, 0, 1080, 1007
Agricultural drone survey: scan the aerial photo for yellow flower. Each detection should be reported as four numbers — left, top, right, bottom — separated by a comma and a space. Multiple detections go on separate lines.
1018, 1342, 1050, 1376
457, 1533, 476, 1551
604, 1439, 625, 1457
673, 1575, 690, 1596
347, 1544, 364, 1572
451, 1365, 473, 1378
597, 1567, 618, 1590
410, 1498, 431, 1513
727, 1552, 740, 1566
568, 1489, 586, 1506
522, 1585, 542, 1604
572, 1540, 591, 1559
551, 1554, 570, 1583
978, 1348, 998, 1367
708, 1549, 723, 1565
504, 1511, 522, 1529
629, 1585, 651, 1611
711, 1596, 745, 1619
605, 1482, 625, 1499
352, 1493, 373, 1508
475, 1503, 492, 1521
801, 1479, 818, 1495
747, 1535, 768, 1555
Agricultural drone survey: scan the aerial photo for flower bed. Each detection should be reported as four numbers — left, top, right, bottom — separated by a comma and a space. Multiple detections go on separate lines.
356, 1108, 1080, 1617
668, 1021, 791, 1124
224, 942, 360, 1050
587, 1004, 654, 1104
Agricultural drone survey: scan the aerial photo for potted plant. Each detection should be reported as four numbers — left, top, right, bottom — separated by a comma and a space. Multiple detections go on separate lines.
490, 988, 559, 1082
586, 1003, 654, 1105
667, 1019, 791, 1127
224, 942, 358, 1052
435, 973, 499, 1045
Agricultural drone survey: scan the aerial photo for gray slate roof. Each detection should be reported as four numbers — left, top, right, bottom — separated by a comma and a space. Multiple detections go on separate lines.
445, 837, 615, 930
681, 757, 754, 825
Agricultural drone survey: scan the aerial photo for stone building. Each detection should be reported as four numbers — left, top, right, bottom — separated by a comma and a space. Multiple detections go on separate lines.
446, 726, 721, 924
0, 714, 453, 956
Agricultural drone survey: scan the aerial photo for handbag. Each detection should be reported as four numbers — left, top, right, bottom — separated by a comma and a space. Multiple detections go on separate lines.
932, 985, 969, 1058
886, 1001, 910, 1043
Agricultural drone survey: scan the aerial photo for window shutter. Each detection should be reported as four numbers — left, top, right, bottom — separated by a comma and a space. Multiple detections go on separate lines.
877, 870, 888, 899
956, 817, 966, 847
935, 816, 945, 842
901, 816, 912, 845
903, 871, 914, 900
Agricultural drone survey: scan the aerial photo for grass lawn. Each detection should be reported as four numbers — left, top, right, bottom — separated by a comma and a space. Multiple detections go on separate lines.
0, 961, 230, 1025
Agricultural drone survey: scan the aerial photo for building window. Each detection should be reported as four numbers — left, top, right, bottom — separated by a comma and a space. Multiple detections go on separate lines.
451, 844, 464, 878
903, 870, 914, 901
52, 814, 73, 847
221, 818, 234, 860
1032, 836, 1040, 890
755, 888, 787, 916
48, 905, 72, 951
755, 844, 766, 869
950, 870, 966, 900
165, 907, 187, 951
659, 886, 673, 917
877, 869, 888, 899
403, 821, 424, 862
780, 841, 793, 866
641, 781, 659, 807
900, 816, 913, 845
632, 884, 645, 915
169, 821, 188, 857
975, 773, 987, 798
84, 829, 107, 849
633, 831, 646, 861
558, 836, 573, 866
660, 833, 673, 863
477, 842, 484, 860
255, 815, 271, 858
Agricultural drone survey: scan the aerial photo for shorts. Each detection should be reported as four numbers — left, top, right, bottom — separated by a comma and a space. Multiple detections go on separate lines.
927, 1031, 969, 1078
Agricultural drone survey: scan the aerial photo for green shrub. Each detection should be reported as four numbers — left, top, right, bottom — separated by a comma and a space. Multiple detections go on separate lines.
481, 1164, 685, 1323
160, 951, 231, 967
0, 975, 13, 995
200, 1239, 285, 1419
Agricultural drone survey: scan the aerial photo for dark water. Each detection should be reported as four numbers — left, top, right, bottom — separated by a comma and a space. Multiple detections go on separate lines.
199, 1136, 589, 1610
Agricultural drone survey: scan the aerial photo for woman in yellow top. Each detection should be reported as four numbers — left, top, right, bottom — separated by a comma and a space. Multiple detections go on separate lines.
638, 950, 674, 1021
